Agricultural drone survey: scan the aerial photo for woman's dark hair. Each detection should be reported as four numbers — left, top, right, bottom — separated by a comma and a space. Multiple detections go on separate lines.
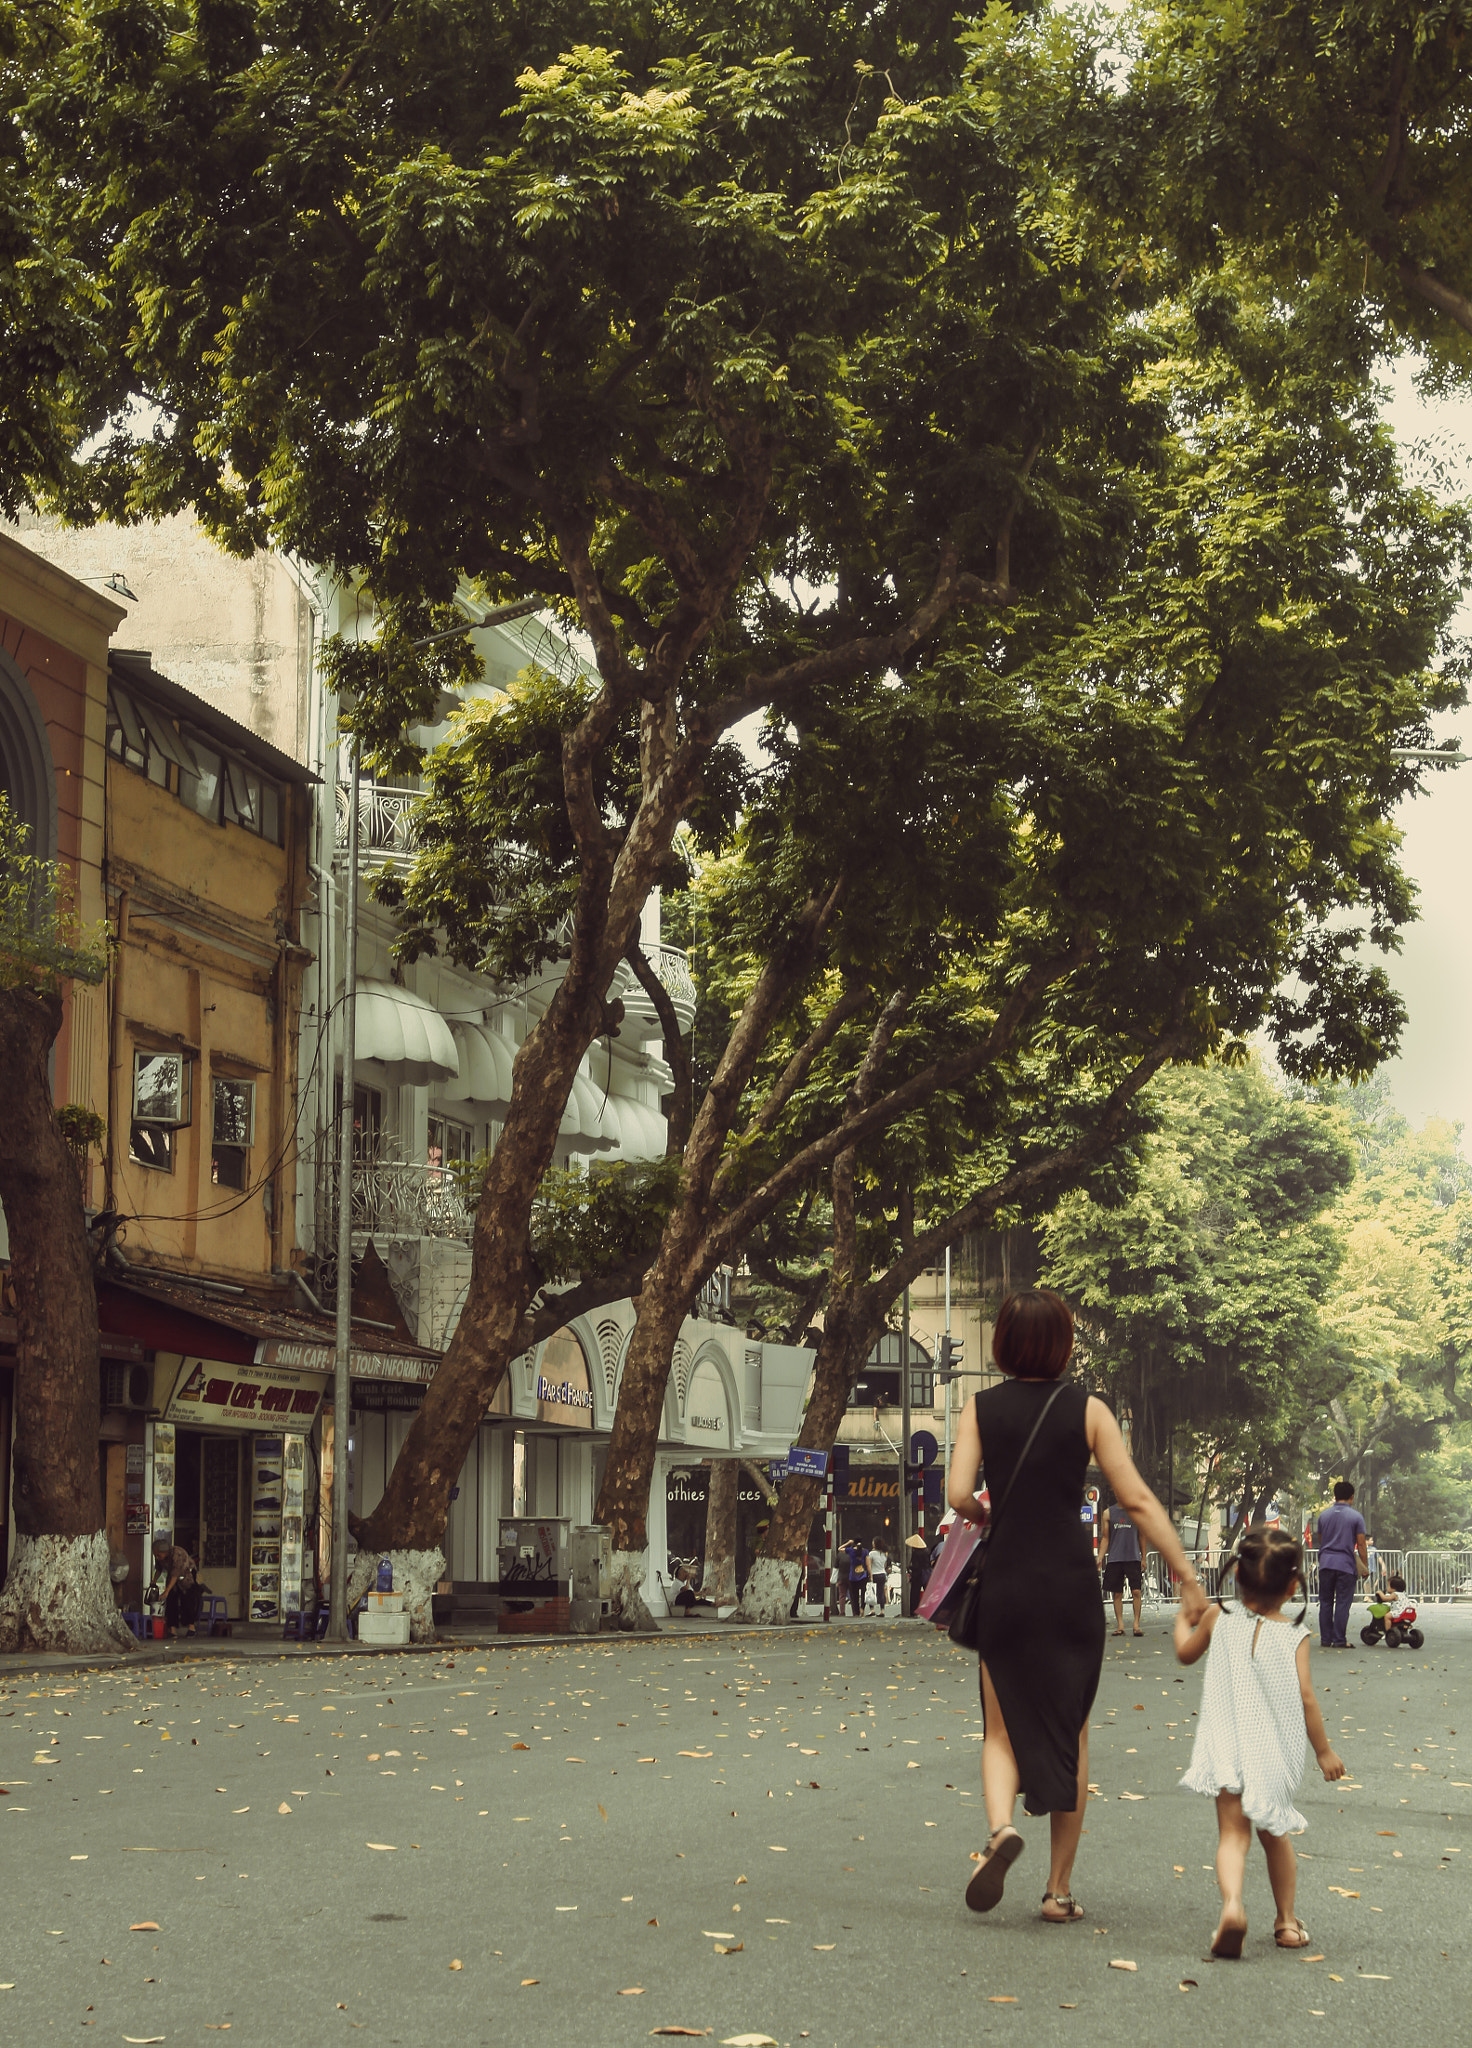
992, 1288, 1074, 1380
1233, 1526, 1303, 1604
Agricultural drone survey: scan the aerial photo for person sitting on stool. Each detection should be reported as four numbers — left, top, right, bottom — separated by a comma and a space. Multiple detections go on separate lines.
152, 1536, 201, 1637
671, 1564, 713, 1616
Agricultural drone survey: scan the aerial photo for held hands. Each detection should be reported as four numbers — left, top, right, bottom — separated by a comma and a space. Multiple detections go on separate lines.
1178, 1575, 1209, 1628
1317, 1747, 1346, 1782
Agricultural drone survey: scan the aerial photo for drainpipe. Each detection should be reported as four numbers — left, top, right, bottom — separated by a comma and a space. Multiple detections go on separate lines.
325, 741, 359, 1643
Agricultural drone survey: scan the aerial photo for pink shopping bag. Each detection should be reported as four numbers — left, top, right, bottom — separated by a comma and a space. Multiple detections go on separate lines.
915, 1503, 986, 1622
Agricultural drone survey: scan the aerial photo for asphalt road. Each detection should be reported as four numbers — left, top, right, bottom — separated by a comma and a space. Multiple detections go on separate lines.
2, 1604, 1468, 2046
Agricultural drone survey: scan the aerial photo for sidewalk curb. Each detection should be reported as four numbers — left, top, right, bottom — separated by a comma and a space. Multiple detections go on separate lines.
0, 1614, 931, 1682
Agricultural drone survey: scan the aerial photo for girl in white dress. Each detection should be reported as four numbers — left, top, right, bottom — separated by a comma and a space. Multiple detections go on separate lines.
1174, 1527, 1344, 1957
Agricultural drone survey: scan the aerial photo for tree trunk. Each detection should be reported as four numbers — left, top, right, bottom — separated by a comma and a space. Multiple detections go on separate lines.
344, 1545, 445, 1644
0, 986, 133, 1654
701, 1459, 737, 1606
736, 1295, 880, 1624
594, 1267, 688, 1626
351, 983, 604, 1555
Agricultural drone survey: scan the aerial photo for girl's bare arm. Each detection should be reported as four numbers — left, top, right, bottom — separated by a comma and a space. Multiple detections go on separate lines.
1295, 1637, 1345, 1780
945, 1398, 986, 1521
1174, 1600, 1219, 1665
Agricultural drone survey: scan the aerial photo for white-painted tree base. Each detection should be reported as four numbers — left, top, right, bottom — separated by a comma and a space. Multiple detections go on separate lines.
736, 1555, 801, 1625
0, 1531, 138, 1655
345, 1548, 445, 1644
608, 1548, 658, 1631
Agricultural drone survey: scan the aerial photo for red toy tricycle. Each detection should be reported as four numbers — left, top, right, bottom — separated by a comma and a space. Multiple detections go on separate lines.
1360, 1597, 1424, 1650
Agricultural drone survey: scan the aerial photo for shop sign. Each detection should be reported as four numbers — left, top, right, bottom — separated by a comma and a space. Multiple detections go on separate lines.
256, 1339, 437, 1383
534, 1328, 593, 1430
164, 1356, 328, 1432
685, 1358, 730, 1448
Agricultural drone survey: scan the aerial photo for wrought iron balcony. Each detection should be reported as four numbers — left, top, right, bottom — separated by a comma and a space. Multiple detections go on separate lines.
335, 780, 422, 868
317, 1149, 475, 1247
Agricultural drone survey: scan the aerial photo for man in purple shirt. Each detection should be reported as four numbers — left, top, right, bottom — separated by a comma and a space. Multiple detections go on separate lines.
1315, 1481, 1368, 1648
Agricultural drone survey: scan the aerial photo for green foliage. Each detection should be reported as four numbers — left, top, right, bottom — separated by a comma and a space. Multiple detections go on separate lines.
55, 1103, 106, 1152
1041, 1061, 1356, 1512
0, 795, 106, 993
529, 1153, 682, 1284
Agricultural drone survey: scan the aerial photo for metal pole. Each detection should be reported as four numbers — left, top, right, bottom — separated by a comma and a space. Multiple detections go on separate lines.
942, 1247, 953, 1494
900, 1281, 913, 1617
823, 1484, 834, 1623
325, 739, 360, 1643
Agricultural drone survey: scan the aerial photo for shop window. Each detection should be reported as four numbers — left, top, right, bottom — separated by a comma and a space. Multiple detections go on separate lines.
130, 1049, 191, 1173
212, 1077, 256, 1190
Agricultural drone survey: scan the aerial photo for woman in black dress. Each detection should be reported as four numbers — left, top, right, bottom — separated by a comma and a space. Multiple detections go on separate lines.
946, 1289, 1206, 1922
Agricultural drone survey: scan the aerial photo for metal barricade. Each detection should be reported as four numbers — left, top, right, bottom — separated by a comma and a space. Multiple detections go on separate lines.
1401, 1550, 1472, 1602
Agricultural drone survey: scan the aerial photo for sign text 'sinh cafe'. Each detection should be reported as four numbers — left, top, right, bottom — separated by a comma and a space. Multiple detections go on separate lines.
164, 1356, 328, 1433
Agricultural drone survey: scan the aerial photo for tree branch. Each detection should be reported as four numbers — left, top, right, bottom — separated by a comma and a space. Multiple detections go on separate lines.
742, 980, 872, 1141
624, 936, 694, 1153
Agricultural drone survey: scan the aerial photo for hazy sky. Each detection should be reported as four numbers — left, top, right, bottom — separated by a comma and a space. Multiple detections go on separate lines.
1375, 361, 1472, 1144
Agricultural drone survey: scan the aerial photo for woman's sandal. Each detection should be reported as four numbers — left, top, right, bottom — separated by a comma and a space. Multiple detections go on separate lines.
1274, 1918, 1312, 1949
1041, 1892, 1085, 1922
1110, 1629, 1126, 1637
964, 1826, 1023, 1913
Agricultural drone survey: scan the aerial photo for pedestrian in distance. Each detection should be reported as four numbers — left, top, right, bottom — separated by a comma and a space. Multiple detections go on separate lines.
150, 1535, 200, 1637
946, 1289, 1207, 1923
848, 1544, 868, 1616
867, 1543, 888, 1614
1098, 1498, 1149, 1637
1314, 1481, 1369, 1648
1175, 1525, 1345, 1957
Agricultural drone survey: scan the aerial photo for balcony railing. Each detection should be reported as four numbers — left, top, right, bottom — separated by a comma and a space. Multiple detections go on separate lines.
335, 780, 422, 867
317, 1146, 476, 1248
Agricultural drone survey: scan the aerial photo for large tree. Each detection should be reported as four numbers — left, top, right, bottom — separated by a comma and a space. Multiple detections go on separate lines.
0, 799, 130, 1652
16, 1, 1472, 1605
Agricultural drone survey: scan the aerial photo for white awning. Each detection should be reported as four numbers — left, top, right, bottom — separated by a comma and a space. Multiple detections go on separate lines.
565, 1071, 619, 1154
347, 979, 459, 1086
611, 1097, 667, 1161
443, 1022, 516, 1112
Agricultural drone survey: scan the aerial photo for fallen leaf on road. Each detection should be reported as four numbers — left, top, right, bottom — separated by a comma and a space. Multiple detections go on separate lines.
1376, 1831, 1397, 1837
619, 1987, 645, 1995
1304, 1954, 1325, 1963
1118, 1793, 1145, 1801
123, 2038, 165, 2044
702, 1932, 735, 1940
365, 1844, 396, 1852
130, 1923, 160, 1933
566, 1757, 586, 1764
232, 1808, 249, 1815
511, 1743, 530, 1751
598, 1804, 608, 1822
1179, 1980, 1197, 1991
1059, 2003, 1077, 2010
649, 2030, 710, 2037
988, 1996, 1018, 2003
1327, 1887, 1359, 1898
449, 1961, 463, 1971
767, 1846, 787, 1853
1109, 1959, 1138, 1972
521, 1979, 539, 1987
1358, 1973, 1391, 1980
720, 2036, 776, 2045
713, 1943, 744, 1955
812, 1944, 834, 1951
277, 1803, 292, 1815
734, 1876, 747, 1885
648, 1918, 659, 1927
677, 1751, 714, 1759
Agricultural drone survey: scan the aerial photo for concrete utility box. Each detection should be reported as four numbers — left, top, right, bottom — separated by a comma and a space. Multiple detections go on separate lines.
358, 1606, 411, 1645
569, 1525, 611, 1634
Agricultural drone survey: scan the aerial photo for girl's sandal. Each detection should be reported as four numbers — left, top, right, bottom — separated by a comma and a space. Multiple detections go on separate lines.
1274, 1918, 1312, 1949
964, 1825, 1023, 1913
1040, 1892, 1084, 1922
1210, 1919, 1246, 1959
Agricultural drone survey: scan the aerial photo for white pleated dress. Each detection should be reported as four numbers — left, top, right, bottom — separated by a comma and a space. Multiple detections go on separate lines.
1180, 1607, 1311, 1836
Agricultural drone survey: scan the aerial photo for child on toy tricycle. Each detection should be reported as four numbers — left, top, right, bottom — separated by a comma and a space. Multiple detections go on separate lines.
1360, 1572, 1424, 1650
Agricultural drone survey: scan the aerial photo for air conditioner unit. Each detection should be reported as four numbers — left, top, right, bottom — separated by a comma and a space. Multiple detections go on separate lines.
101, 1362, 152, 1410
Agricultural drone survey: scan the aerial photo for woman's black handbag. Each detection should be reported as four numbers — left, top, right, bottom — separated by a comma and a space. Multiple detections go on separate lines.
947, 1383, 1068, 1653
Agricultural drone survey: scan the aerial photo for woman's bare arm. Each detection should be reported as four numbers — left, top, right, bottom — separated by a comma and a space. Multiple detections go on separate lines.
945, 1397, 987, 1521
1087, 1396, 1207, 1623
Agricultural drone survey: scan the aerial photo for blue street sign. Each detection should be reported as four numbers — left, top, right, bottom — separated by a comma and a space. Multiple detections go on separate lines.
909, 1430, 939, 1467
786, 1446, 830, 1479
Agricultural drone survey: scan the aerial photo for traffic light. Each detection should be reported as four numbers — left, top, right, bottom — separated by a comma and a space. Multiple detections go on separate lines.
935, 1333, 964, 1383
